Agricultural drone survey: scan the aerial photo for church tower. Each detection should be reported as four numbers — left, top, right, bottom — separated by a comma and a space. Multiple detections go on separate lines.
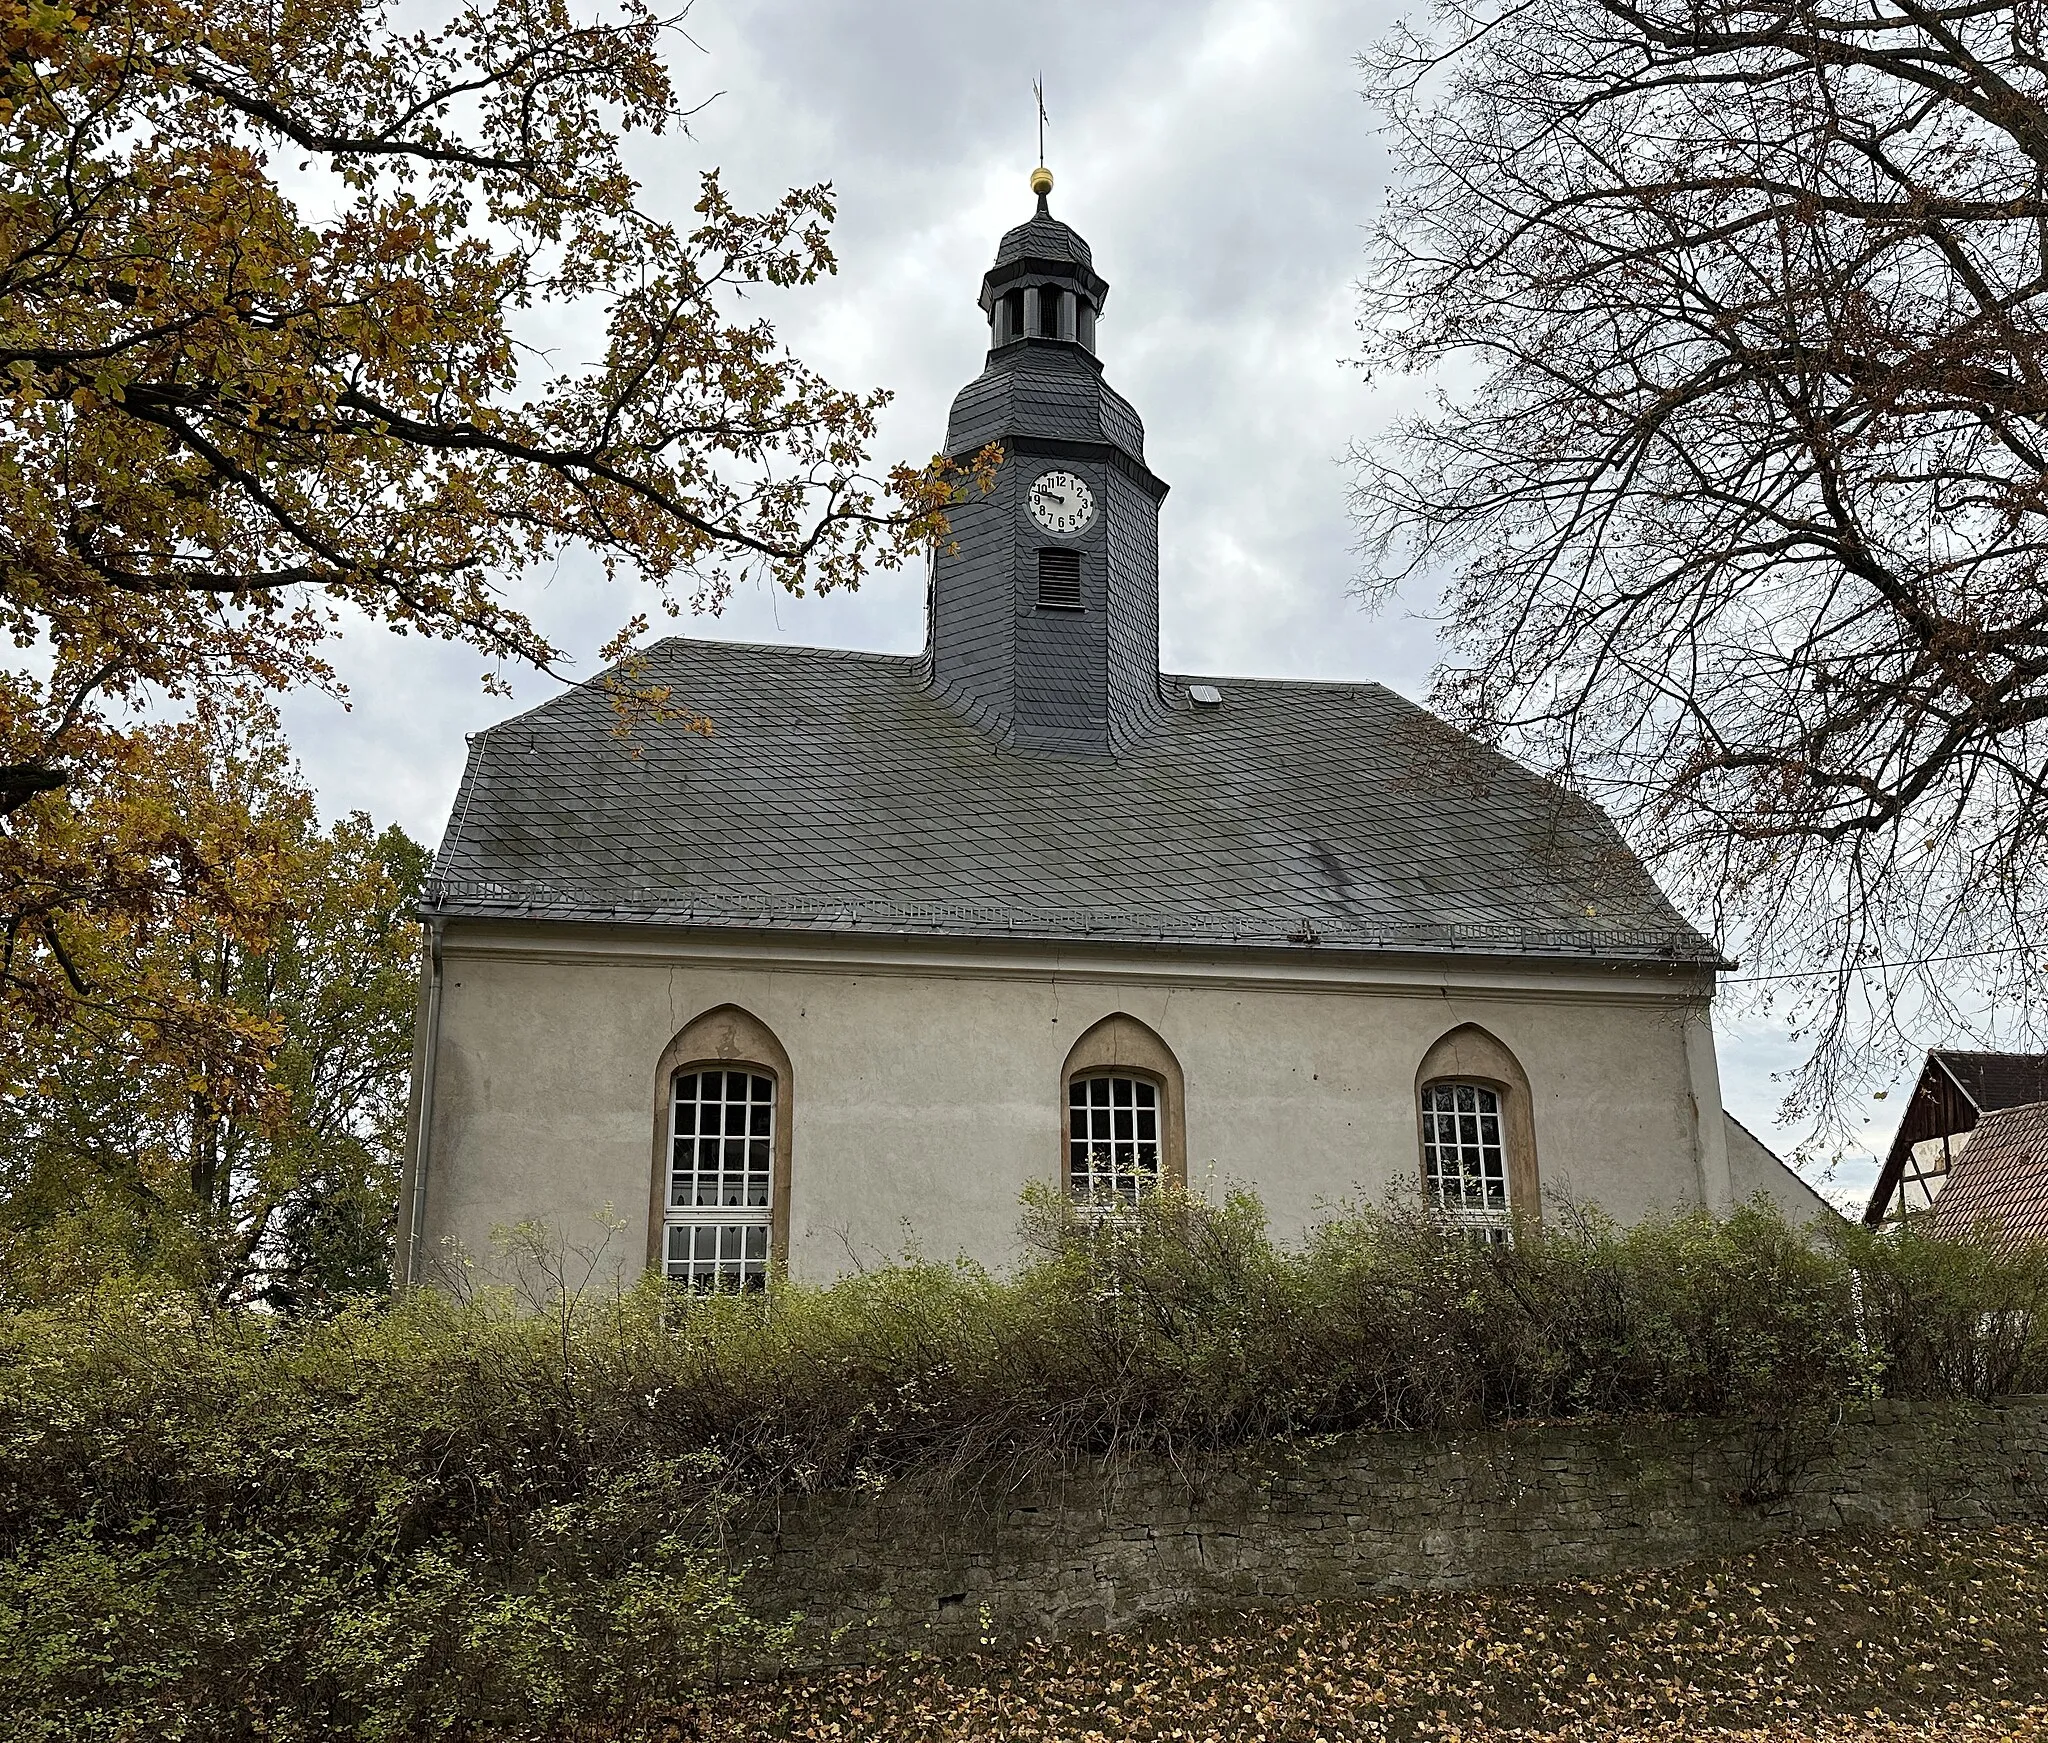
922, 170, 1172, 755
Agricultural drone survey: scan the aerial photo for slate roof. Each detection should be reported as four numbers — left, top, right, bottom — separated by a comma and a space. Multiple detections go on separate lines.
1930, 1051, 2048, 1114
980, 207, 1110, 310
993, 211, 1095, 271
1925, 1100, 2048, 1248
425, 636, 1722, 967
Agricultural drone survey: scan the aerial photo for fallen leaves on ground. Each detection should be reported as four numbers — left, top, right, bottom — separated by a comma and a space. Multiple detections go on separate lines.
700, 1523, 2048, 1741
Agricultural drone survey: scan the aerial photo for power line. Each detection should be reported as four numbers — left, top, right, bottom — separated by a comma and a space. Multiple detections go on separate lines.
1724, 944, 2032, 985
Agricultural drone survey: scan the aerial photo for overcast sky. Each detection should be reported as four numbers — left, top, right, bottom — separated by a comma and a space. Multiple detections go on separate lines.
277, 0, 1897, 1204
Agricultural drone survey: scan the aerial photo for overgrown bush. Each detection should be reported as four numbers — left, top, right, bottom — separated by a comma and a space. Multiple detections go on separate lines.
1, 1190, 2045, 1739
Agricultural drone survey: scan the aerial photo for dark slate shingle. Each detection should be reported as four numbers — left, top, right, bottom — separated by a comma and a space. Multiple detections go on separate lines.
426, 637, 1721, 965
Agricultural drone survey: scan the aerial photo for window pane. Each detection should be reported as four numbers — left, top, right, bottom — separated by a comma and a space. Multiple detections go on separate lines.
1068, 1075, 1165, 1206
1419, 1078, 1512, 1233
666, 1065, 778, 1286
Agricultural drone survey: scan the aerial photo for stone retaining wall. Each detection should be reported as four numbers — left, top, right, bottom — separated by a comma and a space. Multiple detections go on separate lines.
735, 1397, 2048, 1665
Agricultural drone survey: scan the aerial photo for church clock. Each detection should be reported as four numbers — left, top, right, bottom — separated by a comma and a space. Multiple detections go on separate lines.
1027, 468, 1097, 537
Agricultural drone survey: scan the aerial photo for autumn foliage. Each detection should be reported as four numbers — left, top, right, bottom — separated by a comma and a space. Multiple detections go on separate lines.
0, 0, 989, 1113
0, 703, 424, 1309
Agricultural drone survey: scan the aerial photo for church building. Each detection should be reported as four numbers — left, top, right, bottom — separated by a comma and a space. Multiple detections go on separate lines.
398, 176, 1820, 1289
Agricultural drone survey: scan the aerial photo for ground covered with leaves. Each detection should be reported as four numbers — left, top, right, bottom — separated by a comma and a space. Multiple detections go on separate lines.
703, 1524, 2048, 1742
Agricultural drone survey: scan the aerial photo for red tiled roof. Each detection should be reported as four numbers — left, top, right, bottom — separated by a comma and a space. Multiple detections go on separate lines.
1924, 1099, 2048, 1248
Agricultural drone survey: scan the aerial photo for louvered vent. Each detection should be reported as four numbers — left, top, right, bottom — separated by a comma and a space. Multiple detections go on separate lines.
1036, 547, 1082, 610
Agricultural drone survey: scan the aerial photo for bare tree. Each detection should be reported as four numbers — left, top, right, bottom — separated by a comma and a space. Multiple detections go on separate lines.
1355, 0, 2048, 1119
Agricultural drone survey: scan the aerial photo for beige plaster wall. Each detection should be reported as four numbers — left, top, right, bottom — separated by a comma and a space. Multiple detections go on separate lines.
402, 925, 1726, 1285
1724, 1112, 1836, 1224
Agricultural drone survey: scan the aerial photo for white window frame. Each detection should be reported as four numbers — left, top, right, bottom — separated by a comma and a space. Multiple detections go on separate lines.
1068, 1072, 1163, 1209
664, 1068, 775, 1290
1421, 1079, 1514, 1243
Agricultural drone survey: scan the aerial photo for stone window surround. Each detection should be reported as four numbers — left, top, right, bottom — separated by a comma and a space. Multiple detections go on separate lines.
644, 1010, 1541, 1269
1058, 1013, 1188, 1196
648, 1004, 795, 1274
1414, 1023, 1541, 1223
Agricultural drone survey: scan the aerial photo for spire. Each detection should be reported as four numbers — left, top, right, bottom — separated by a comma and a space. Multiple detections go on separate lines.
1033, 75, 1051, 215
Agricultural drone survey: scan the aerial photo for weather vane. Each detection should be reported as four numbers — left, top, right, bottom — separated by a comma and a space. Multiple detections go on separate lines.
1030, 77, 1053, 203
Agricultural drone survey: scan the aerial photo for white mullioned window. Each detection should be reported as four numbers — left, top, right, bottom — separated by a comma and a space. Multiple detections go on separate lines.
1420, 1080, 1513, 1242
665, 1069, 773, 1289
1068, 1073, 1162, 1206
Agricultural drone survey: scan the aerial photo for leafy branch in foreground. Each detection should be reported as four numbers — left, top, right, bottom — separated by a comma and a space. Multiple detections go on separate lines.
0, 0, 996, 1069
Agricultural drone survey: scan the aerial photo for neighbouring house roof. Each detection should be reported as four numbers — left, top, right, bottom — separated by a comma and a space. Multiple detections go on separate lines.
424, 636, 1722, 967
1927, 1052, 2048, 1113
1864, 1051, 2048, 1226
1923, 1100, 2048, 1248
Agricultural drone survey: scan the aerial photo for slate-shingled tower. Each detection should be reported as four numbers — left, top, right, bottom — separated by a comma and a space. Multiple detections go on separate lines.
924, 175, 1171, 754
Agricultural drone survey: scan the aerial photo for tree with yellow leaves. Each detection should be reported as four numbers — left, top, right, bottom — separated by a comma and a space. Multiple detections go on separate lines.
0, 0, 986, 1119
0, 700, 426, 1308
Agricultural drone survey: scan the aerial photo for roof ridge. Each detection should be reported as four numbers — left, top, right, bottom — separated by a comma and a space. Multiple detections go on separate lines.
1932, 1047, 2048, 1062
1164, 670, 1396, 696
653, 635, 918, 666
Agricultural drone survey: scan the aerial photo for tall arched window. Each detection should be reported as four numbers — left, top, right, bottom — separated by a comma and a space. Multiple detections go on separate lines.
1420, 1081, 1511, 1236
666, 1068, 774, 1287
650, 1005, 793, 1288
1069, 1073, 1161, 1204
1061, 1014, 1187, 1207
1415, 1024, 1540, 1241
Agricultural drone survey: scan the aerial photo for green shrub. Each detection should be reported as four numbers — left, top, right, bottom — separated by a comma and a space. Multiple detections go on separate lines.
1829, 1215, 2048, 1399
0, 1190, 2043, 1738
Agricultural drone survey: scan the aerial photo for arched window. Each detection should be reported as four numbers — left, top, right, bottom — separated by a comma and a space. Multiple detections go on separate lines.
1420, 1081, 1511, 1237
1061, 1014, 1187, 1206
1069, 1073, 1161, 1204
650, 1005, 793, 1288
666, 1068, 774, 1287
1415, 1024, 1540, 1241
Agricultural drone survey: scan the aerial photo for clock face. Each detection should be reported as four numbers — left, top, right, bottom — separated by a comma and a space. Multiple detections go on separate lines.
1027, 469, 1097, 537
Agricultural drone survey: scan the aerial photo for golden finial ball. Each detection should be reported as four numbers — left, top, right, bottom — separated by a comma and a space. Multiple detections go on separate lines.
1029, 166, 1054, 197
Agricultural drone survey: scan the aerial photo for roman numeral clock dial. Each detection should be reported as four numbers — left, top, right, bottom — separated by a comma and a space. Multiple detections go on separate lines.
1027, 468, 1097, 536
